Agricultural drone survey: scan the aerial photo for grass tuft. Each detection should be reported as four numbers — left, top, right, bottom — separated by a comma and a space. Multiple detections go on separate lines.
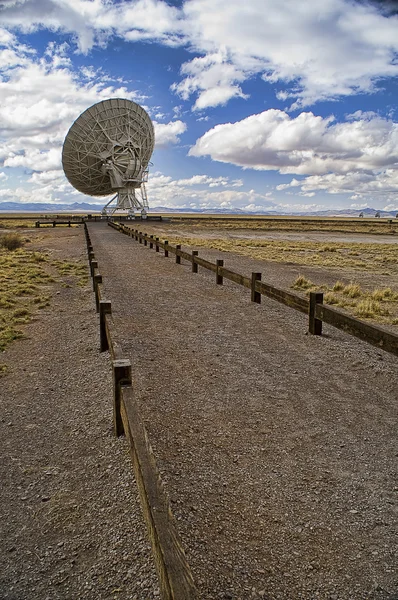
354, 299, 389, 318
371, 287, 396, 301
332, 280, 345, 292
292, 275, 314, 290
342, 283, 362, 298
324, 292, 340, 305
291, 276, 398, 325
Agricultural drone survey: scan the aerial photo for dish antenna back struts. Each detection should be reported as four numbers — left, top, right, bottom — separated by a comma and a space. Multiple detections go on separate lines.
62, 98, 155, 217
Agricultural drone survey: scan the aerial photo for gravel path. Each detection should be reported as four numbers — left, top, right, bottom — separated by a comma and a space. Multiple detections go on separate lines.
0, 228, 159, 600
88, 222, 398, 600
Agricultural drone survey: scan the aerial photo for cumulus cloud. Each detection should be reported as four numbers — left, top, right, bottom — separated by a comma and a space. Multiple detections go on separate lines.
145, 172, 274, 210
154, 120, 187, 147
0, 0, 182, 53
190, 109, 398, 196
0, 33, 146, 174
171, 51, 248, 110
0, 42, 184, 211
1, 1, 398, 109
0, 33, 187, 206
178, 0, 398, 108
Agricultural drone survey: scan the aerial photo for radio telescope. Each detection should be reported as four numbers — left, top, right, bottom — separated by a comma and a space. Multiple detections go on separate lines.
62, 98, 155, 217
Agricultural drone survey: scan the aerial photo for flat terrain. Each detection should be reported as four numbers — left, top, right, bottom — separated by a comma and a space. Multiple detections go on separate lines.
89, 221, 398, 600
0, 227, 158, 599
1, 219, 398, 600
131, 218, 398, 327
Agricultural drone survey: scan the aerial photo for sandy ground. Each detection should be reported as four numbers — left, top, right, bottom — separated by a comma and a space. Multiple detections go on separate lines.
134, 221, 398, 245
87, 222, 398, 600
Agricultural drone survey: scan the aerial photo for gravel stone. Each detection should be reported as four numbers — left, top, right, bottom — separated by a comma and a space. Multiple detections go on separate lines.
88, 221, 398, 600
0, 227, 159, 600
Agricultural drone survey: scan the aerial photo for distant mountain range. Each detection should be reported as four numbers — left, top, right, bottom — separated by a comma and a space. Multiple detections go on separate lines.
0, 201, 397, 218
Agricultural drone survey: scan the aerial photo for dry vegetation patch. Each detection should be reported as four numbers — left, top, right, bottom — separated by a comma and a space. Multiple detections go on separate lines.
292, 275, 398, 324
0, 220, 36, 229
141, 231, 398, 276
0, 232, 26, 250
169, 216, 398, 235
0, 232, 88, 372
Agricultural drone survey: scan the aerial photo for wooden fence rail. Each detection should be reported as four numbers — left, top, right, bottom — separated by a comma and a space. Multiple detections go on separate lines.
107, 220, 398, 358
84, 222, 198, 600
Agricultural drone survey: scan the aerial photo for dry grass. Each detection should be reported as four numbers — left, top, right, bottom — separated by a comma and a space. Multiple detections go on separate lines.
167, 216, 398, 235
342, 283, 362, 298
144, 233, 398, 276
332, 281, 345, 292
0, 219, 35, 229
133, 225, 398, 326
292, 275, 314, 290
354, 299, 389, 319
52, 260, 88, 286
292, 276, 398, 325
0, 248, 54, 351
0, 232, 25, 250
0, 239, 88, 352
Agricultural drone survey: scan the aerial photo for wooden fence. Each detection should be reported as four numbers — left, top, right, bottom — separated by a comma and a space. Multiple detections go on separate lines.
108, 221, 398, 358
84, 223, 197, 600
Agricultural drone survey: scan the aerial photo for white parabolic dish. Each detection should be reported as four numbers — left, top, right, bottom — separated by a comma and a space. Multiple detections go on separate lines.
62, 98, 155, 214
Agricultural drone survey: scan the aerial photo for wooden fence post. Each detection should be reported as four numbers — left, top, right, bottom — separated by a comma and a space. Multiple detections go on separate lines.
88, 251, 95, 265
309, 291, 323, 335
90, 259, 98, 279
94, 274, 102, 311
99, 300, 112, 352
139, 231, 142, 244
164, 241, 169, 257
144, 235, 147, 246
150, 235, 153, 249
216, 259, 224, 285
112, 359, 131, 437
192, 250, 198, 273
156, 237, 159, 252
251, 272, 262, 304
176, 244, 181, 264
92, 267, 101, 290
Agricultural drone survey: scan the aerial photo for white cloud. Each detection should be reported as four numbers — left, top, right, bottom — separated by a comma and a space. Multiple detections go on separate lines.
154, 120, 187, 147
145, 171, 275, 210
0, 33, 187, 207
1, 1, 398, 109
0, 34, 145, 174
178, 0, 398, 108
171, 51, 248, 110
190, 109, 398, 196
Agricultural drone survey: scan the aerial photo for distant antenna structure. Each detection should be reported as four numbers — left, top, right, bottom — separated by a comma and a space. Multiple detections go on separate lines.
62, 98, 154, 218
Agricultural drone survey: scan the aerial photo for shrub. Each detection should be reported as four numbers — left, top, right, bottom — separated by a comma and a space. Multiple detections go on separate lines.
0, 233, 25, 251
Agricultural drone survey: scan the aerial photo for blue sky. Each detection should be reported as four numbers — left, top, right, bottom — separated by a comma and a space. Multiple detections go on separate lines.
0, 0, 398, 213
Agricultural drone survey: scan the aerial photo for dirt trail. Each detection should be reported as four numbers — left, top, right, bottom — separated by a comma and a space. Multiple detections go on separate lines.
0, 228, 158, 600
88, 222, 398, 600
